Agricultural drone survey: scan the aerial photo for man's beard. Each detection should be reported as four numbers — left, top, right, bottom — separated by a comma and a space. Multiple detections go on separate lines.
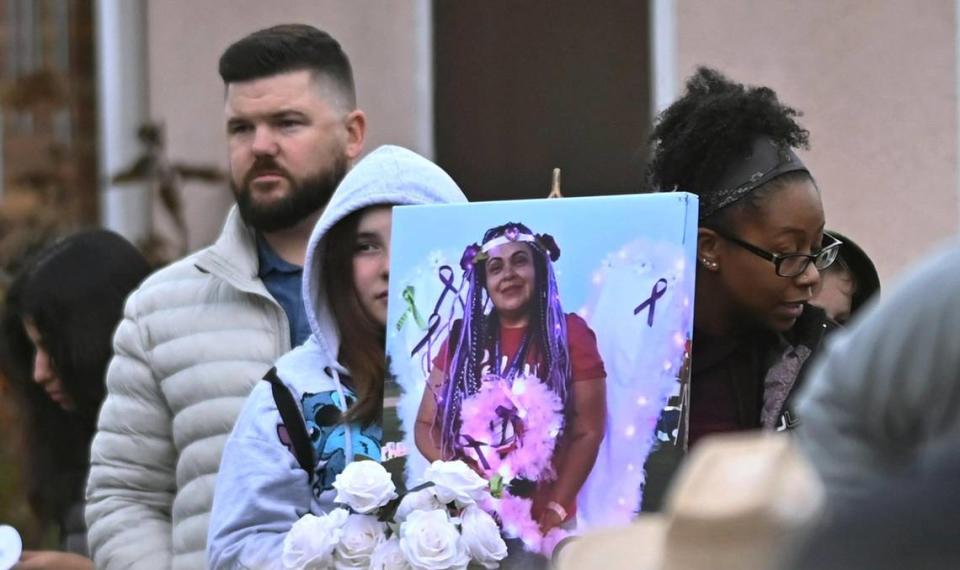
232, 154, 348, 233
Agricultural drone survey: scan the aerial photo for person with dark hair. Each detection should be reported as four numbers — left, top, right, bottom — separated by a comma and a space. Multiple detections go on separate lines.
0, 230, 150, 570
207, 146, 466, 568
809, 229, 880, 325
647, 67, 841, 446
84, 24, 366, 570
218, 23, 356, 105
415, 222, 607, 545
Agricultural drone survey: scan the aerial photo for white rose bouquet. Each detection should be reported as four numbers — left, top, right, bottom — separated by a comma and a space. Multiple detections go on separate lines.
282, 460, 510, 569
283, 460, 395, 570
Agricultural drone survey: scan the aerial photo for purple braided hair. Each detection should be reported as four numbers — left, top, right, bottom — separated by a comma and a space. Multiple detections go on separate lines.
435, 222, 570, 459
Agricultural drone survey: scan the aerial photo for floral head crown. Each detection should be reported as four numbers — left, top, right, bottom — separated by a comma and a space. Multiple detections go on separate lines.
459, 223, 560, 270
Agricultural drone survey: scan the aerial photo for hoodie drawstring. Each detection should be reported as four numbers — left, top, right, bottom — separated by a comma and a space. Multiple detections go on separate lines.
330, 367, 355, 464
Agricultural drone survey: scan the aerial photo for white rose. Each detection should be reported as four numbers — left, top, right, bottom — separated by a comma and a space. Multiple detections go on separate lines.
459, 505, 507, 568
423, 460, 489, 507
369, 537, 412, 570
395, 488, 444, 523
282, 509, 350, 569
333, 460, 398, 514
399, 509, 470, 570
334, 514, 387, 569
0, 525, 22, 570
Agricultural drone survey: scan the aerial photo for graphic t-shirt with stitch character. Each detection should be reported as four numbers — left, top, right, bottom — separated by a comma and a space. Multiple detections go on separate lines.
276, 387, 383, 499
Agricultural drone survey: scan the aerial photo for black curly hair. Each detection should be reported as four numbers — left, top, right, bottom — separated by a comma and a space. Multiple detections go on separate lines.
647, 67, 813, 231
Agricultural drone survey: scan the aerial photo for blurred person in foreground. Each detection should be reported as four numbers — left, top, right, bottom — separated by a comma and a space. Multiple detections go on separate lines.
83, 24, 366, 569
795, 241, 960, 503
1, 230, 149, 570
785, 443, 960, 570
555, 433, 824, 570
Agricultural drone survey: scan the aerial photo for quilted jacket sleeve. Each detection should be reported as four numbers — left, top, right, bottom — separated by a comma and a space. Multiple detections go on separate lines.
85, 291, 177, 569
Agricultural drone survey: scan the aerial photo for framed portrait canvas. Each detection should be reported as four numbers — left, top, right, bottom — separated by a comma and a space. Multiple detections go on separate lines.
385, 193, 698, 539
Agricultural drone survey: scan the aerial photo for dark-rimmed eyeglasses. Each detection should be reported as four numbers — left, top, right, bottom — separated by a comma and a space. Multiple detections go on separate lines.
717, 232, 842, 278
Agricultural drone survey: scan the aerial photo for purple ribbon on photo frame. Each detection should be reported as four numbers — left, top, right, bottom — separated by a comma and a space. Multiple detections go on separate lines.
634, 278, 669, 327
494, 404, 524, 448
458, 433, 492, 471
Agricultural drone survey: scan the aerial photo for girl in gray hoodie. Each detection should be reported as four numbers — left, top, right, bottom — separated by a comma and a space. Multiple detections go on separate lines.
207, 145, 467, 569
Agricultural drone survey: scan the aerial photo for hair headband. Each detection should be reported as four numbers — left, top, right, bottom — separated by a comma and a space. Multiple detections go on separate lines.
698, 136, 809, 220
459, 223, 561, 270
481, 233, 537, 254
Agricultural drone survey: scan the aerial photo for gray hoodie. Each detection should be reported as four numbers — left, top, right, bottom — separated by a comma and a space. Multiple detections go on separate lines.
207, 145, 467, 569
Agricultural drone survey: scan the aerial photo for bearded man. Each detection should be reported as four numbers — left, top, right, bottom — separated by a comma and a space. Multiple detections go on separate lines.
84, 24, 365, 570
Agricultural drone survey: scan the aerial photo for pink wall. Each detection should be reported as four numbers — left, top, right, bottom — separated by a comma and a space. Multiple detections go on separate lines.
677, 0, 958, 282
145, 1, 959, 283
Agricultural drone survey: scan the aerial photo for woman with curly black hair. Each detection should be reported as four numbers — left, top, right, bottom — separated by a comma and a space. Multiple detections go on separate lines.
647, 67, 841, 446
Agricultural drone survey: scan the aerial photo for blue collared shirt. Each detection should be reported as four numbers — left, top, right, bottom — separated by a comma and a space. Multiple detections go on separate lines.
256, 235, 311, 348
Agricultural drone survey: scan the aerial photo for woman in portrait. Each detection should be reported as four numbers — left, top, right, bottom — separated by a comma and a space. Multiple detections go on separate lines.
415, 222, 606, 539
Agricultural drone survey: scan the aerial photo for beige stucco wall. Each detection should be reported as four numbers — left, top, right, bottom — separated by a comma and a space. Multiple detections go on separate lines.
676, 0, 958, 283
146, 0, 430, 251
145, 1, 958, 279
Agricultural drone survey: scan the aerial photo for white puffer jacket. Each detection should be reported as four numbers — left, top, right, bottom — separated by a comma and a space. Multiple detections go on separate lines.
85, 207, 290, 570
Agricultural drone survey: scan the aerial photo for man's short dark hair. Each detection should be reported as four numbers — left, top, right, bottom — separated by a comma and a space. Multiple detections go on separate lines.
218, 24, 356, 108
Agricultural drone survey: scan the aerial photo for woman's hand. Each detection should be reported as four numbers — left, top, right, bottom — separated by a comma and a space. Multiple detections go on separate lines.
15, 551, 93, 570
537, 506, 565, 534
539, 377, 607, 522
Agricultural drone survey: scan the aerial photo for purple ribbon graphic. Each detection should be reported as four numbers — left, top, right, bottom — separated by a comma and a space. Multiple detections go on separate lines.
634, 278, 668, 327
